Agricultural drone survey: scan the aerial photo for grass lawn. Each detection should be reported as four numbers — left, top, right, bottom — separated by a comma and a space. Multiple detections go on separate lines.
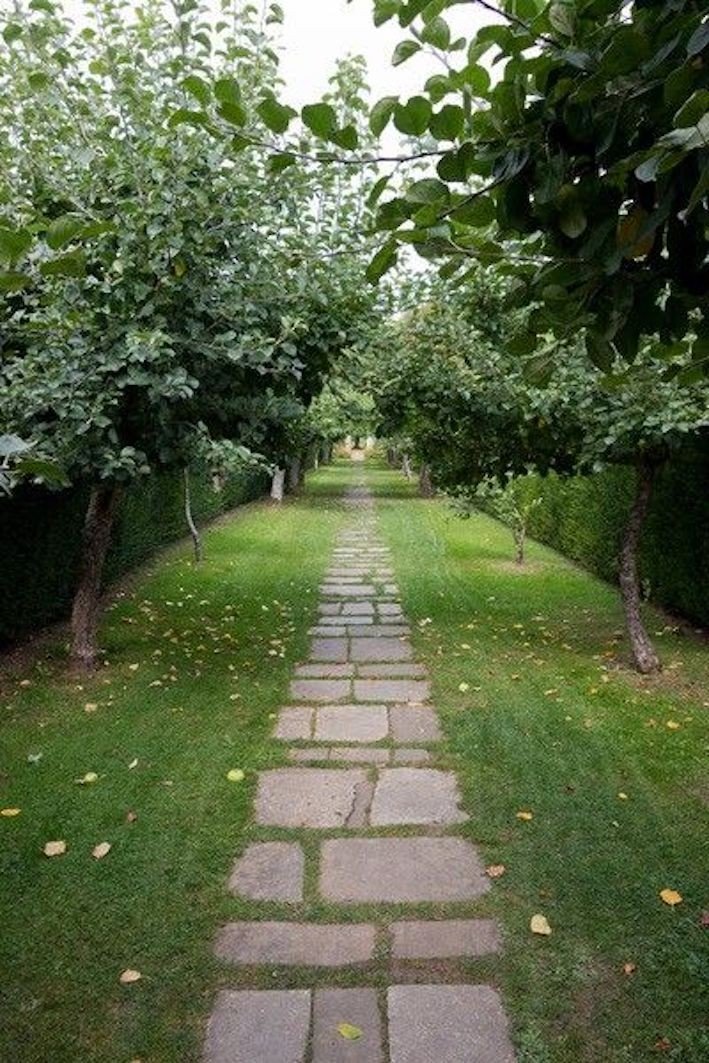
1, 458, 707, 1062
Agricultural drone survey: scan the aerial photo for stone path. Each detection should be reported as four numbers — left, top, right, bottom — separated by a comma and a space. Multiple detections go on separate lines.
205, 476, 516, 1061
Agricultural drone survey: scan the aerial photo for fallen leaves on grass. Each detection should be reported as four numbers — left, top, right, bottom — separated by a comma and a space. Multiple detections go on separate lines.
665, 720, 680, 730
128, 758, 138, 770
126, 811, 138, 823
458, 682, 469, 693
43, 840, 66, 857
486, 864, 506, 878
119, 969, 142, 985
84, 702, 98, 713
75, 771, 98, 785
660, 889, 682, 907
622, 962, 637, 976
516, 810, 533, 821
226, 769, 245, 782
337, 1023, 362, 1041
1, 808, 21, 817
92, 842, 111, 860
530, 914, 552, 936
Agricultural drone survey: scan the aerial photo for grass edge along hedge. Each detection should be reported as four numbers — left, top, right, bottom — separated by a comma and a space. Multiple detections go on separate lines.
0, 466, 268, 645
520, 455, 709, 628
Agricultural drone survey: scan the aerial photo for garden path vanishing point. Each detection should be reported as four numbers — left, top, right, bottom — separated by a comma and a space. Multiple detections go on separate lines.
204, 465, 516, 1062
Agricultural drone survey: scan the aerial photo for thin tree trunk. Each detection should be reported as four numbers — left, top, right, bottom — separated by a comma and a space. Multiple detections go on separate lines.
271, 467, 285, 502
183, 468, 202, 563
619, 458, 661, 674
402, 453, 412, 480
298, 451, 307, 486
514, 526, 525, 565
418, 463, 434, 497
70, 483, 121, 672
287, 455, 301, 493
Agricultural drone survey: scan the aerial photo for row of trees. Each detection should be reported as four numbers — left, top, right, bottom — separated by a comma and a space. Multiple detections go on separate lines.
0, 0, 380, 668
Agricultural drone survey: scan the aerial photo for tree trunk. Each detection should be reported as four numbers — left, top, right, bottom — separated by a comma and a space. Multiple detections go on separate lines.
514, 526, 525, 565
402, 453, 412, 480
183, 468, 202, 563
287, 455, 301, 493
270, 467, 285, 502
418, 463, 434, 497
619, 458, 661, 674
298, 452, 307, 486
70, 483, 121, 672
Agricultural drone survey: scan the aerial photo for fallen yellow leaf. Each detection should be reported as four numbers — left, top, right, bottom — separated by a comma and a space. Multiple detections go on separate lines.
119, 969, 142, 985
486, 864, 506, 879
618, 792, 628, 800
226, 769, 245, 782
92, 842, 111, 860
1, 808, 21, 817
660, 888, 682, 907
622, 962, 637, 975
516, 810, 533, 821
337, 1023, 362, 1041
530, 914, 552, 936
75, 772, 98, 785
84, 703, 98, 713
666, 720, 680, 730
458, 682, 469, 692
43, 840, 67, 857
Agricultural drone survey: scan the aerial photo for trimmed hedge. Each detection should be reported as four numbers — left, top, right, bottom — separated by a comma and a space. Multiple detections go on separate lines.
0, 466, 268, 645
523, 455, 709, 627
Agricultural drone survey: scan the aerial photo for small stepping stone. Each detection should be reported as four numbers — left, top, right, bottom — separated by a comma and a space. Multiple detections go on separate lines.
390, 705, 442, 743
320, 837, 490, 902
275, 707, 313, 740
315, 705, 388, 743
347, 624, 410, 638
309, 625, 346, 637
329, 746, 390, 765
310, 638, 348, 662
354, 679, 430, 703
370, 768, 467, 827
316, 615, 358, 626
204, 989, 310, 1063
320, 584, 376, 597
387, 985, 515, 1063
295, 664, 355, 678
341, 601, 375, 615
350, 637, 413, 663
290, 678, 351, 702
391, 918, 501, 959
288, 747, 330, 763
215, 921, 375, 967
358, 663, 427, 678
341, 616, 374, 626
255, 768, 370, 828
319, 602, 341, 615
228, 842, 304, 902
377, 602, 403, 615
313, 988, 383, 1062
392, 747, 432, 765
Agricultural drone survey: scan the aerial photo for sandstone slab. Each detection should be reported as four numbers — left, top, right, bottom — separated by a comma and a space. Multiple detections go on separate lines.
354, 679, 430, 703
387, 985, 515, 1063
389, 705, 442, 743
290, 678, 350, 702
315, 704, 388, 743
370, 768, 467, 827
204, 990, 310, 1063
350, 637, 413, 663
320, 837, 489, 902
215, 921, 376, 967
313, 988, 383, 1062
310, 638, 348, 662
228, 842, 304, 902
391, 919, 501, 959
255, 768, 368, 828
275, 707, 312, 740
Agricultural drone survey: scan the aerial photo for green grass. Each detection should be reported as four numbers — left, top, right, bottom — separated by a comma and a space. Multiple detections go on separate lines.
1, 458, 707, 1062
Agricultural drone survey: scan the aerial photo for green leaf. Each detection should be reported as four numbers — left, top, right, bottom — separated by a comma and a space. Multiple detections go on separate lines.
302, 102, 337, 139
182, 75, 211, 106
214, 77, 241, 105
450, 195, 496, 227
0, 271, 32, 292
429, 104, 464, 141
399, 0, 430, 27
687, 22, 709, 58
218, 100, 247, 127
450, 63, 490, 97
168, 108, 210, 130
367, 175, 390, 209
2, 23, 23, 44
370, 96, 398, 136
392, 40, 421, 66
46, 214, 84, 250
366, 241, 398, 284
548, 3, 574, 38
421, 17, 450, 50
425, 74, 451, 103
0, 227, 32, 264
394, 96, 432, 136
257, 97, 294, 134
406, 178, 449, 204
337, 1023, 362, 1041
331, 124, 359, 150
559, 201, 587, 239
673, 89, 709, 129
40, 251, 85, 278
374, 0, 398, 26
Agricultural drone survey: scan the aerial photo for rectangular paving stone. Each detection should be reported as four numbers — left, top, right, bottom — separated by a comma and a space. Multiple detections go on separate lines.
358, 664, 427, 678
390, 705, 442, 743
315, 704, 389, 743
215, 921, 375, 967
320, 837, 490, 902
391, 919, 501, 959
387, 985, 515, 1063
290, 679, 351, 702
320, 584, 376, 597
377, 603, 403, 617
319, 602, 341, 615
288, 747, 331, 763
342, 616, 374, 626
347, 625, 410, 637
295, 663, 355, 678
354, 679, 430, 703
341, 601, 375, 615
329, 746, 390, 765
315, 616, 356, 626
275, 707, 313, 740
255, 768, 368, 828
313, 988, 383, 1062
350, 637, 413, 663
309, 625, 346, 637
322, 576, 366, 584
370, 768, 467, 827
204, 989, 310, 1063
228, 843, 304, 902
392, 747, 432, 765
310, 638, 348, 662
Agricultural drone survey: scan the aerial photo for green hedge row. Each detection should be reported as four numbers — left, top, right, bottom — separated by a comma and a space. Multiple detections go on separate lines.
0, 466, 268, 645
522, 456, 709, 627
